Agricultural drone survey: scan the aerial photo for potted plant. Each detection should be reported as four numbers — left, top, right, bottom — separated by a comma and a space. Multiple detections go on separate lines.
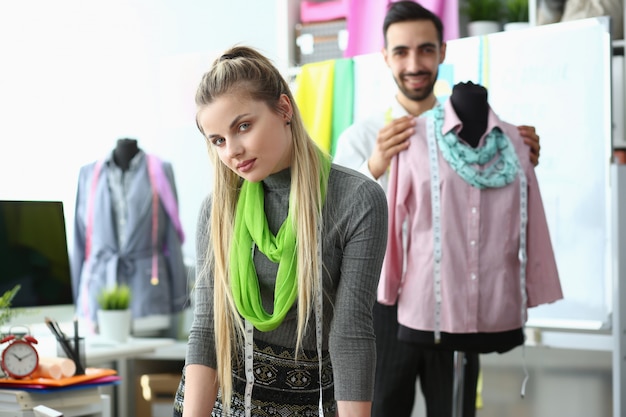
96, 284, 132, 343
504, 0, 530, 31
462, 0, 504, 37
0, 285, 21, 335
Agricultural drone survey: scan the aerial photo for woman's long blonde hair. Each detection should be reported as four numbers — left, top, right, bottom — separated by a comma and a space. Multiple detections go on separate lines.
195, 45, 326, 411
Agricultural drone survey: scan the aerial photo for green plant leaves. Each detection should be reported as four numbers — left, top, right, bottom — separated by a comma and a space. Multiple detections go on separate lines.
97, 284, 132, 310
462, 0, 504, 22
0, 285, 21, 327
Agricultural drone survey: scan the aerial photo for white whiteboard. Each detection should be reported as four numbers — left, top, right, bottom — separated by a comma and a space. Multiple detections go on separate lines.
443, 18, 614, 331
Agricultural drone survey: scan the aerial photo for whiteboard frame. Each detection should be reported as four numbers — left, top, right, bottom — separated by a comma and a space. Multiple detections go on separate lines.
611, 164, 626, 417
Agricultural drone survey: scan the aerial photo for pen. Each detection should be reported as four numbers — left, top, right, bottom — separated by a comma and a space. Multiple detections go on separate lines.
45, 317, 86, 375
73, 316, 84, 375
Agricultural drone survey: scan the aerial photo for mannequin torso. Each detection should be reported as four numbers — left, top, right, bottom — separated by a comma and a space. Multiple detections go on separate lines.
113, 138, 140, 171
449, 81, 489, 148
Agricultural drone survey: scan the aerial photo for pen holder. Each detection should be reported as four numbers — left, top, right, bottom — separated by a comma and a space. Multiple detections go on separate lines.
56, 336, 86, 375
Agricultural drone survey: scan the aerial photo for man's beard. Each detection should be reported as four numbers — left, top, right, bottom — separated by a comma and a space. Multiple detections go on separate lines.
395, 70, 438, 102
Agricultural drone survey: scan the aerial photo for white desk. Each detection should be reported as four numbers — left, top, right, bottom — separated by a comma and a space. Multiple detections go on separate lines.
137, 341, 186, 361
0, 394, 110, 417
5, 319, 176, 417
83, 337, 175, 417
84, 336, 176, 365
30, 334, 175, 417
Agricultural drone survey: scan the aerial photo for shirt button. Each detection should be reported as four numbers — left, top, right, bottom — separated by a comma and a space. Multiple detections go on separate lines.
470, 240, 476, 246
470, 273, 477, 280
471, 207, 477, 214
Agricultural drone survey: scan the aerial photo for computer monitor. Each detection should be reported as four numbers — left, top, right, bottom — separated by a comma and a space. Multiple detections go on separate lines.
0, 199, 187, 338
0, 200, 74, 312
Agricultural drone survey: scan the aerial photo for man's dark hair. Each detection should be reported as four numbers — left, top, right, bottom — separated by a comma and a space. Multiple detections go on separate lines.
383, 1, 444, 46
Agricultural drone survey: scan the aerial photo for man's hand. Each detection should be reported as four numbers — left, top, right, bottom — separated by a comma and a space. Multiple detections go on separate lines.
518, 125, 540, 167
368, 116, 415, 179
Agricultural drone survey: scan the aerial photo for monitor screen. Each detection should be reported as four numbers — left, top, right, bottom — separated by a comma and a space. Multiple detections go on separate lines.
0, 200, 74, 308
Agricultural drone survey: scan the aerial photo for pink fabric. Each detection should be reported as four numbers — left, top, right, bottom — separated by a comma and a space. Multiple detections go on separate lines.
300, 0, 349, 23
379, 99, 563, 334
418, 0, 459, 40
147, 154, 185, 243
344, 0, 460, 58
345, 0, 390, 57
85, 160, 104, 261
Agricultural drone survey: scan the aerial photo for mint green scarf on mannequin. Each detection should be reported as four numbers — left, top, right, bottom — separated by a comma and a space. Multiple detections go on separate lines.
230, 153, 331, 332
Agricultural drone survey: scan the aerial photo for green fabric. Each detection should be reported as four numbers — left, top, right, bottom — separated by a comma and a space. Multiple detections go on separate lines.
230, 153, 331, 331
431, 105, 519, 189
330, 58, 354, 157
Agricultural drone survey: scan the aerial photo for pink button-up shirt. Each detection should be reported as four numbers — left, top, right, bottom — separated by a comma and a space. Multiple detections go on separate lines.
379, 99, 563, 334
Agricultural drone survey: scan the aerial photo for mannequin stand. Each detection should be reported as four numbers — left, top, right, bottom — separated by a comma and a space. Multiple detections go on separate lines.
452, 351, 466, 417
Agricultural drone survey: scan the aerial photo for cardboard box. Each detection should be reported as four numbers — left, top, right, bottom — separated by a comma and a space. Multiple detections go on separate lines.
136, 373, 181, 417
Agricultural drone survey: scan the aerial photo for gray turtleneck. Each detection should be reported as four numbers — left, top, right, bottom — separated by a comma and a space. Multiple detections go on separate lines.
186, 163, 388, 401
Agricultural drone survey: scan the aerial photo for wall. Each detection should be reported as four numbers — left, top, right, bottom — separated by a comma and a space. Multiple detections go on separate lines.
0, 0, 299, 263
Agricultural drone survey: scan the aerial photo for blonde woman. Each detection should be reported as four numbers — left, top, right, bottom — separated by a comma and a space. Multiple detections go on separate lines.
173, 45, 388, 417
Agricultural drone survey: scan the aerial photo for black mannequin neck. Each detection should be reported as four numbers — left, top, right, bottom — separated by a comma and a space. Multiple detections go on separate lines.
113, 138, 140, 171
449, 82, 489, 148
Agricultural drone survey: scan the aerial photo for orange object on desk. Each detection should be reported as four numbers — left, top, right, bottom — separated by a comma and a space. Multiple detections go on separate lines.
35, 357, 77, 380
0, 367, 117, 388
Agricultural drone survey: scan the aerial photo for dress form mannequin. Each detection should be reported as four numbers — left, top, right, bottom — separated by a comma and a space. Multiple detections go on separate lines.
72, 139, 188, 337
449, 81, 489, 148
398, 83, 526, 354
113, 138, 140, 171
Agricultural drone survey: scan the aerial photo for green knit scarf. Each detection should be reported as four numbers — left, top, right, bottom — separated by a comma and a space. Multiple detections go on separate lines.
230, 154, 331, 332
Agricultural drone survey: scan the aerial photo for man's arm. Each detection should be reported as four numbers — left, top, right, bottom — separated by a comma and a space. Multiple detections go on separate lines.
518, 125, 540, 166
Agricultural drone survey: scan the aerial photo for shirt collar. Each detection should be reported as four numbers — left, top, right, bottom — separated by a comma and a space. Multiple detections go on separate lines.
441, 98, 504, 141
104, 149, 146, 172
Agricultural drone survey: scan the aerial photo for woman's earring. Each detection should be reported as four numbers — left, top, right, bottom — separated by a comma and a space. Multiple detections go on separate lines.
286, 121, 291, 126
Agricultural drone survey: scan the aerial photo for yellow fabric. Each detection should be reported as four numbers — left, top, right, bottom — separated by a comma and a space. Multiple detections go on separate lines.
294, 60, 335, 152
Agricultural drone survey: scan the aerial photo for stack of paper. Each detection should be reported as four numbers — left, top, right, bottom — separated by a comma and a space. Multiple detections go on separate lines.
0, 386, 100, 411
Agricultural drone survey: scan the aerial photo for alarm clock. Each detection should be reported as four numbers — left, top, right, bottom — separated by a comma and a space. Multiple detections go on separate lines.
1, 329, 39, 379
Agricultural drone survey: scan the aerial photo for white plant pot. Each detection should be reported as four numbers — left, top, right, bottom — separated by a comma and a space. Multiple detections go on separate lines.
97, 309, 131, 343
467, 21, 501, 37
504, 22, 530, 31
